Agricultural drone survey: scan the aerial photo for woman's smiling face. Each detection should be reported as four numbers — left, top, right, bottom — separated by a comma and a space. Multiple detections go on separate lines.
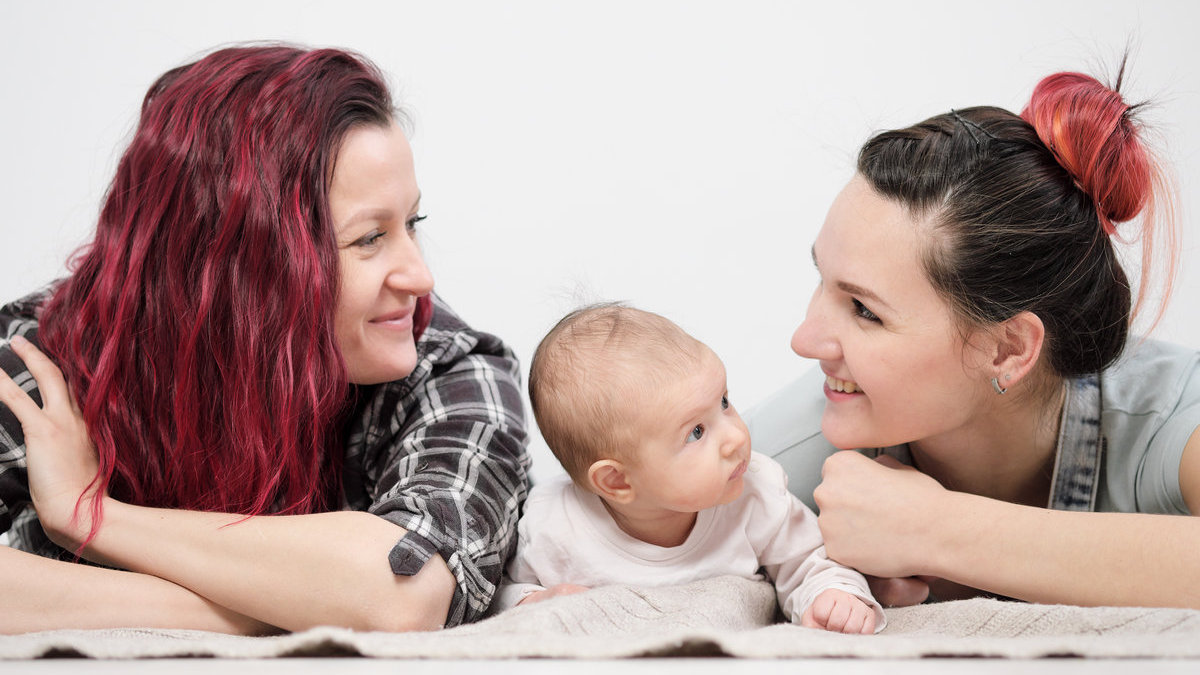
331, 121, 434, 385
789, 176, 993, 450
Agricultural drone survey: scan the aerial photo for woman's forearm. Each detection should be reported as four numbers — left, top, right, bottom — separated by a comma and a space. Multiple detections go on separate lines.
0, 545, 275, 634
817, 450, 1200, 609
73, 501, 455, 632
928, 492, 1200, 608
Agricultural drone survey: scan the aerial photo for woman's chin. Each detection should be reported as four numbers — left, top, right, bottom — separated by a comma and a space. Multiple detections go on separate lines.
821, 416, 873, 450
346, 351, 418, 385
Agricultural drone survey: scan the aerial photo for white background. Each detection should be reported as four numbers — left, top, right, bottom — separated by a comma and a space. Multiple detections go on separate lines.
1, 1, 1197, 485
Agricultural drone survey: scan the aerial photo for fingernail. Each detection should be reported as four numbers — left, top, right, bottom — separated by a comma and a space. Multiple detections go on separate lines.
10, 335, 28, 347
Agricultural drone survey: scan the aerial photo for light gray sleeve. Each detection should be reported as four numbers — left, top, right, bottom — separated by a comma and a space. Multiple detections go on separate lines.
1135, 392, 1200, 515
1100, 341, 1200, 515
743, 365, 841, 512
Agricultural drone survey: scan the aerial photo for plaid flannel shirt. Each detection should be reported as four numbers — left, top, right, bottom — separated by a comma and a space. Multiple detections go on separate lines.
0, 290, 530, 626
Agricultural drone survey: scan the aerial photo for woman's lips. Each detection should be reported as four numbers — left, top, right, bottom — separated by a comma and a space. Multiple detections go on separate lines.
371, 307, 414, 330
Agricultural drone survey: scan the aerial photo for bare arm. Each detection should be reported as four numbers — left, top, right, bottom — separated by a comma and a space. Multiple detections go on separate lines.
58, 502, 456, 632
0, 545, 274, 635
1, 335, 455, 633
926, 492, 1200, 607
816, 440, 1200, 609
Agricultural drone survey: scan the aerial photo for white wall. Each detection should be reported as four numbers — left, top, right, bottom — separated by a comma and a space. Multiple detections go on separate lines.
2, 0, 1197, 485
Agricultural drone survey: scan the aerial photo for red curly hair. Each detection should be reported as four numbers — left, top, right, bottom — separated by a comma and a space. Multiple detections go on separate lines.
38, 45, 431, 536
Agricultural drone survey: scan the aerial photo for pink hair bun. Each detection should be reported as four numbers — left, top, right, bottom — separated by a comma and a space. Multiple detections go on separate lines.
1020, 71, 1151, 235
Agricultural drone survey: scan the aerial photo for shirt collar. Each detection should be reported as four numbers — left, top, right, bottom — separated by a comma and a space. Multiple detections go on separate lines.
1046, 373, 1104, 511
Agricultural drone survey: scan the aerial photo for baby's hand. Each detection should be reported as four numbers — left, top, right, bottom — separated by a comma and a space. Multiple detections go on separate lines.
800, 588, 877, 634
518, 583, 589, 606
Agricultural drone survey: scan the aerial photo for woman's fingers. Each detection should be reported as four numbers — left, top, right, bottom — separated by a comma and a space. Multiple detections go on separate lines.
874, 454, 910, 470
8, 335, 69, 409
2, 335, 102, 546
0, 356, 44, 424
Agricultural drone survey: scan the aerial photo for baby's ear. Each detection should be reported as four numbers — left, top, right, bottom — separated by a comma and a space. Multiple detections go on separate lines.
587, 459, 635, 504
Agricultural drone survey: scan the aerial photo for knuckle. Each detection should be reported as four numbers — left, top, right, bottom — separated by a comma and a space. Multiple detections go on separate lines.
825, 450, 853, 471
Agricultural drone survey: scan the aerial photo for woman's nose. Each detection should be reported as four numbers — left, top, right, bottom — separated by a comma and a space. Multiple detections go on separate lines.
387, 237, 435, 297
791, 288, 838, 361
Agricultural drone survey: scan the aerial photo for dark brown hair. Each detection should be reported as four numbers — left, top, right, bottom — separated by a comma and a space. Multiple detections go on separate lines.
856, 70, 1176, 378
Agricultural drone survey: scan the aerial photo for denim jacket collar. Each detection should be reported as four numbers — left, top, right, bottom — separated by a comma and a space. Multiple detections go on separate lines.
1046, 374, 1103, 511
872, 373, 1103, 512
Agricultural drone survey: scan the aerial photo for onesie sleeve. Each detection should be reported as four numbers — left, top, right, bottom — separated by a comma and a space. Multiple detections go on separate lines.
491, 513, 548, 613
745, 455, 885, 631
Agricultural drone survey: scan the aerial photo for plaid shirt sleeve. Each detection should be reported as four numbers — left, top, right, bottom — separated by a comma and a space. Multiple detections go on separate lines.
0, 290, 50, 546
340, 294, 531, 627
1, 289, 532, 624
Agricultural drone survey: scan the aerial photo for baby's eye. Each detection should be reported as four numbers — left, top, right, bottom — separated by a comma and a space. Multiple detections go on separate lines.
721, 395, 730, 410
687, 424, 705, 443
853, 299, 881, 323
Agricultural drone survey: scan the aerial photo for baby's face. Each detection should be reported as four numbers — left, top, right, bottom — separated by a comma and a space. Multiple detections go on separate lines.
622, 347, 752, 513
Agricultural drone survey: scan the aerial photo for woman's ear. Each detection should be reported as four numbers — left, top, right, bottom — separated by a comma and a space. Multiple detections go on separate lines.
587, 459, 635, 504
990, 311, 1046, 389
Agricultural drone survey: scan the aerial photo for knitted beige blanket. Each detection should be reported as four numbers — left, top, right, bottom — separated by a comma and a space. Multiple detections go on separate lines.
4, 576, 1199, 659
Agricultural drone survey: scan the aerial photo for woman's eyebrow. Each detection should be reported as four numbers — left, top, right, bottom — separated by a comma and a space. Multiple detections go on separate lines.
343, 208, 394, 228
836, 280, 895, 313
338, 193, 422, 235
812, 245, 896, 313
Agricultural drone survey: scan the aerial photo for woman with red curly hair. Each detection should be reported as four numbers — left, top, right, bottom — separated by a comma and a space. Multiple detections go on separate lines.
0, 45, 529, 633
749, 65, 1199, 608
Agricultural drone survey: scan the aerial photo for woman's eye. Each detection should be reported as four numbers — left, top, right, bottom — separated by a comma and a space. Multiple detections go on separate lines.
687, 424, 705, 443
721, 395, 730, 410
406, 214, 427, 234
853, 299, 881, 323
355, 231, 386, 248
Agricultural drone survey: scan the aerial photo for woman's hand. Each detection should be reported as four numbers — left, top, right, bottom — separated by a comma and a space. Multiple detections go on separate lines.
865, 574, 931, 607
814, 451, 948, 580
0, 335, 101, 549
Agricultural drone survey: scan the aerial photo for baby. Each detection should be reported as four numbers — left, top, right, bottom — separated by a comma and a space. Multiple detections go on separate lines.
497, 303, 883, 633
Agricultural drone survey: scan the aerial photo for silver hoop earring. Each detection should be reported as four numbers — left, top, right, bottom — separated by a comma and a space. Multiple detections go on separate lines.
991, 377, 1008, 395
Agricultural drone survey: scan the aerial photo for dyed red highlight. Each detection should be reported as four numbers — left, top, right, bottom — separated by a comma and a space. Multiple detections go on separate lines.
1021, 71, 1149, 235
37, 45, 412, 540
1021, 69, 1178, 329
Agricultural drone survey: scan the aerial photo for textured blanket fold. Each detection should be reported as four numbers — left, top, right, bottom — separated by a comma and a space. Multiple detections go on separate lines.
5, 576, 1200, 659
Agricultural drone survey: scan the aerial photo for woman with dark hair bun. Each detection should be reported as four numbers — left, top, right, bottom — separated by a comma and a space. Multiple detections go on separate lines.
748, 66, 1199, 608
0, 45, 529, 633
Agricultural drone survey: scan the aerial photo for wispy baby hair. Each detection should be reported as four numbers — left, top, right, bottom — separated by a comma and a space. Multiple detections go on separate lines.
529, 303, 702, 484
